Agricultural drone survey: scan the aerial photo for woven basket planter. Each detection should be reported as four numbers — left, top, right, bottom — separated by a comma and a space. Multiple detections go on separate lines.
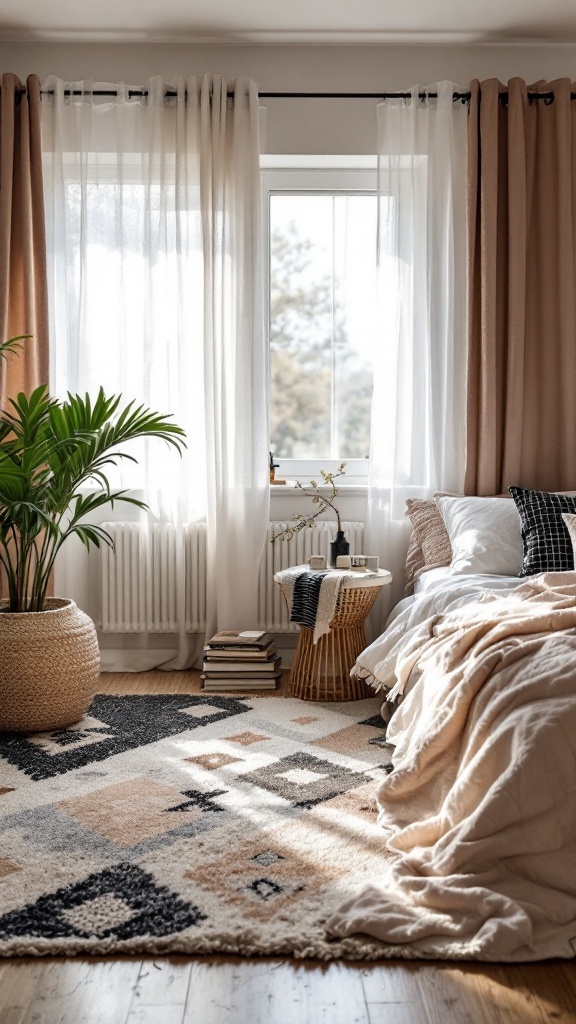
0, 598, 100, 733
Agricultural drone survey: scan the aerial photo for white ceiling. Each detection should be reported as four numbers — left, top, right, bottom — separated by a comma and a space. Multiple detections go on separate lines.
1, 0, 576, 46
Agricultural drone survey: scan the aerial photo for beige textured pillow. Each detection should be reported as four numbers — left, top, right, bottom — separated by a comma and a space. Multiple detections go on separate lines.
405, 497, 453, 587
404, 531, 426, 595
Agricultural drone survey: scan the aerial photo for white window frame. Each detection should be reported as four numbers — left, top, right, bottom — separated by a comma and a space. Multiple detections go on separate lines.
261, 156, 377, 487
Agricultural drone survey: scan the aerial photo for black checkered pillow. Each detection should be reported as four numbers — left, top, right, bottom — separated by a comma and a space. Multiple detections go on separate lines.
509, 486, 576, 575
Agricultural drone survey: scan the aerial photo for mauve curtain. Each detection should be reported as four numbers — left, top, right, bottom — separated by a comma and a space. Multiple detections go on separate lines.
465, 77, 576, 495
0, 74, 48, 405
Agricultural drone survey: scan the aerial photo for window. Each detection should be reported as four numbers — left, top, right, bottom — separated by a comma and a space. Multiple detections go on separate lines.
263, 160, 378, 483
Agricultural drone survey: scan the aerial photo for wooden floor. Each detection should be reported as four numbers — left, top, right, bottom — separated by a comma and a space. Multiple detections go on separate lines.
96, 668, 290, 697
2, 955, 576, 1024
2, 671, 576, 1024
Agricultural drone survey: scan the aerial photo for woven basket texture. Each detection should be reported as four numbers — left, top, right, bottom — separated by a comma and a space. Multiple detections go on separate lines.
0, 598, 100, 732
282, 585, 380, 701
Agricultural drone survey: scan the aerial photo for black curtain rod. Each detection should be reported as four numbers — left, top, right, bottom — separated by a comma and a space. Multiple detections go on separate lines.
259, 90, 572, 103
260, 90, 576, 103
35, 87, 470, 100
20, 87, 576, 103
263, 91, 472, 100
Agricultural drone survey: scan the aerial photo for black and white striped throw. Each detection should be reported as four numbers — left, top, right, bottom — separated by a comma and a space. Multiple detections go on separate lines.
290, 571, 329, 629
509, 486, 576, 575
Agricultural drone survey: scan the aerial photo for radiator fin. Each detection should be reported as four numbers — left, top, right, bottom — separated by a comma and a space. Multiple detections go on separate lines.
99, 522, 207, 634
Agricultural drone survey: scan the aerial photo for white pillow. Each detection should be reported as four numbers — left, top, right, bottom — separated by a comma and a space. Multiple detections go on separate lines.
435, 495, 523, 576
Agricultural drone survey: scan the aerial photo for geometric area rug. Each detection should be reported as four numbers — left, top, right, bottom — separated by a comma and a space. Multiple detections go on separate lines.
0, 693, 405, 961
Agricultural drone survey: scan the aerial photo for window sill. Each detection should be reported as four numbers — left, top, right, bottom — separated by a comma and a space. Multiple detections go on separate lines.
270, 483, 368, 497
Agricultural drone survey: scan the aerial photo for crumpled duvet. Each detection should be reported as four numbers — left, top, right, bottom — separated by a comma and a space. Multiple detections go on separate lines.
325, 573, 576, 960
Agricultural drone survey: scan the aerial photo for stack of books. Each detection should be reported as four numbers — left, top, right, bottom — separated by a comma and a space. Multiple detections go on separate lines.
201, 630, 281, 691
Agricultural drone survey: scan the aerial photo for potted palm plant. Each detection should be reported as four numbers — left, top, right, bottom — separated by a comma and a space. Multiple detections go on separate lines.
0, 336, 186, 732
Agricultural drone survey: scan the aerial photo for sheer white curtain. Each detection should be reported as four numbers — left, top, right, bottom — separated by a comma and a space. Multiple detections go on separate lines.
365, 82, 468, 629
41, 75, 269, 669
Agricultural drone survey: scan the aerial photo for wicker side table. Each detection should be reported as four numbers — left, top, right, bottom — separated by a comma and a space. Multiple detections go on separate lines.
275, 569, 393, 702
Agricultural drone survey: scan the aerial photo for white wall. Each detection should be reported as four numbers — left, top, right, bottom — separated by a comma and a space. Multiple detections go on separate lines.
1, 41, 576, 153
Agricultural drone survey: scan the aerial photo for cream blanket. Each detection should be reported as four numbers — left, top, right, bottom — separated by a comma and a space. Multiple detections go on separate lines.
326, 573, 576, 960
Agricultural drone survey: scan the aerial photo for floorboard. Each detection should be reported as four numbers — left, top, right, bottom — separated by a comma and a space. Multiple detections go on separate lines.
1, 673, 575, 1024
96, 668, 290, 697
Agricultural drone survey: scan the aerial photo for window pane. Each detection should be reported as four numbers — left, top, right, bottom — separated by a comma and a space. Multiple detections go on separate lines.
269, 193, 376, 460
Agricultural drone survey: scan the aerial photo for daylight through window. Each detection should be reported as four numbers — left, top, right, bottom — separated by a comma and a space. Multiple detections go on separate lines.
268, 186, 378, 463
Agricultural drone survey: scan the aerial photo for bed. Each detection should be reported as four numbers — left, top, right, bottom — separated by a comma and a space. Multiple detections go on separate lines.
325, 489, 576, 961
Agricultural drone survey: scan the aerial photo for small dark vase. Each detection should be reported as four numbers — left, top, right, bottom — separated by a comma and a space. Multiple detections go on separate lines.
329, 529, 350, 568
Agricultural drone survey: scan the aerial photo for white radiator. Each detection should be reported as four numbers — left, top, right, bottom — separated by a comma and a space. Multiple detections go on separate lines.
99, 521, 207, 634
98, 520, 364, 634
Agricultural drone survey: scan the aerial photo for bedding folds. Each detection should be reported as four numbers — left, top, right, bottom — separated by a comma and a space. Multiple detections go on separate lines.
326, 572, 576, 960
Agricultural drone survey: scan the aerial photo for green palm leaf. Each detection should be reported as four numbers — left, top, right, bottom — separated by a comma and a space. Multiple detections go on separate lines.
0, 335, 30, 362
0, 342, 186, 613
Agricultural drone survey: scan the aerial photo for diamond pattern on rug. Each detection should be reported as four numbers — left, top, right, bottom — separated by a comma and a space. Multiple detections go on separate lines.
59, 778, 226, 847
185, 753, 244, 771
191, 823, 346, 922
223, 731, 270, 746
277, 767, 329, 785
0, 862, 206, 941
242, 751, 367, 808
0, 695, 250, 781
313, 724, 391, 763
191, 840, 302, 916
242, 702, 373, 746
